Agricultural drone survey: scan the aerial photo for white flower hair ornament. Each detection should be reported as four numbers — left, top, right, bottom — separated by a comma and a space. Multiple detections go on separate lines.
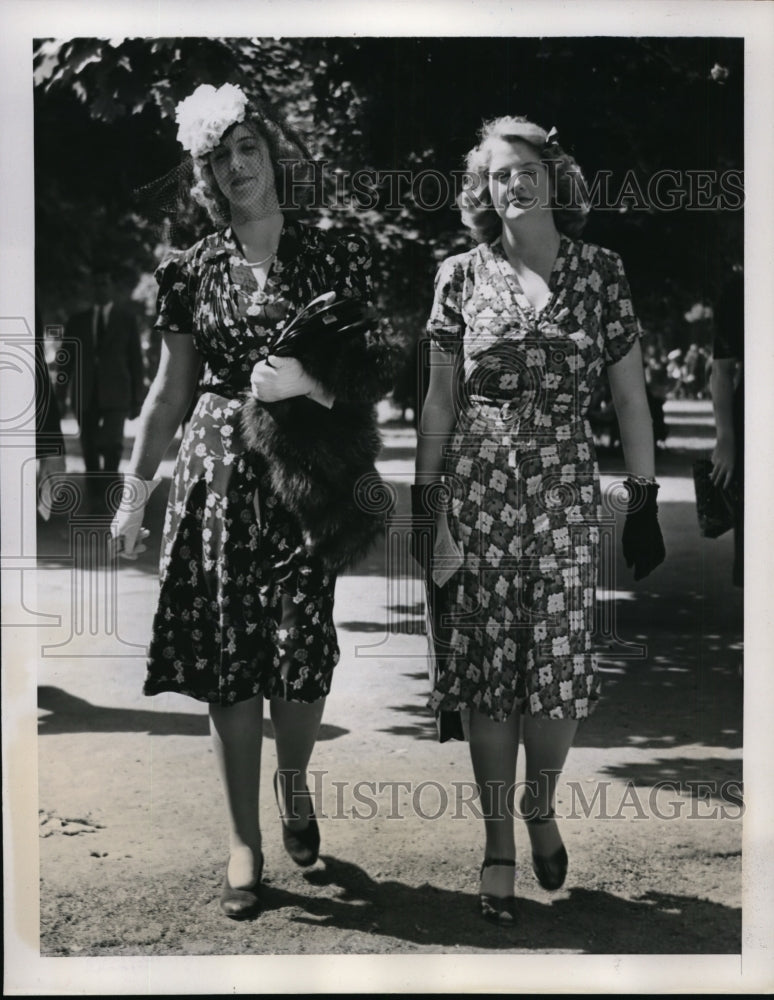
175, 83, 249, 158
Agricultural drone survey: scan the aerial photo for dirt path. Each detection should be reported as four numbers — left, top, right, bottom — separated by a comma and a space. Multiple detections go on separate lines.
10, 402, 753, 991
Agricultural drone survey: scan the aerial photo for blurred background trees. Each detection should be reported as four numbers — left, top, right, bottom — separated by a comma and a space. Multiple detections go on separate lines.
33, 36, 743, 411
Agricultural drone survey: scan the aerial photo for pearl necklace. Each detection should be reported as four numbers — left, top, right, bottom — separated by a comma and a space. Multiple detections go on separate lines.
243, 250, 276, 267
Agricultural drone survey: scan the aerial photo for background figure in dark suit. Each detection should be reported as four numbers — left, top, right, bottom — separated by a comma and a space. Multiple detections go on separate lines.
35, 307, 67, 520
61, 266, 144, 480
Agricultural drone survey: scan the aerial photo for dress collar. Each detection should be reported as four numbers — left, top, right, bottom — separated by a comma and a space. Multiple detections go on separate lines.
194, 219, 303, 267
484, 232, 575, 321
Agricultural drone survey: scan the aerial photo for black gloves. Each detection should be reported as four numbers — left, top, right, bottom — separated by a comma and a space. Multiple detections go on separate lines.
621, 477, 666, 581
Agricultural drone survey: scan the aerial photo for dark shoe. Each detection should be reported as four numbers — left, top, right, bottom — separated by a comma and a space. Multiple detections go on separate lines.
479, 858, 518, 925
273, 770, 320, 867
521, 795, 568, 891
219, 853, 263, 919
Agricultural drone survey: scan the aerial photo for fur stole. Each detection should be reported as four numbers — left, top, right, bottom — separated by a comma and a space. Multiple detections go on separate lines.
239, 327, 395, 572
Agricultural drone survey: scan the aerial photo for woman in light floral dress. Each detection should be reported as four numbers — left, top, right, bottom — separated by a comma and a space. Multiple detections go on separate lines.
110, 84, 390, 918
413, 117, 665, 923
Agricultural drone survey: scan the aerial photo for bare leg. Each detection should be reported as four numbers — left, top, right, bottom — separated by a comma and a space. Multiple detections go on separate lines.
468, 707, 521, 897
521, 715, 578, 856
270, 696, 326, 830
209, 695, 264, 889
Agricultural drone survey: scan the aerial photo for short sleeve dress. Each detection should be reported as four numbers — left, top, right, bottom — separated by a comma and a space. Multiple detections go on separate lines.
143, 220, 375, 705
426, 234, 640, 722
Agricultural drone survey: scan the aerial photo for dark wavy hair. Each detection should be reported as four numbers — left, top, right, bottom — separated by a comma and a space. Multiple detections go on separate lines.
191, 107, 317, 225
458, 116, 590, 242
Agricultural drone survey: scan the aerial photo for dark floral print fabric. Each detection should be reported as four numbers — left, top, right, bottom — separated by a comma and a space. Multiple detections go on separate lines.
426, 234, 641, 721
144, 221, 374, 705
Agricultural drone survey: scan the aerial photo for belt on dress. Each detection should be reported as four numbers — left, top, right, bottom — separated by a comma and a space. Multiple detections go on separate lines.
461, 398, 591, 465
465, 397, 587, 431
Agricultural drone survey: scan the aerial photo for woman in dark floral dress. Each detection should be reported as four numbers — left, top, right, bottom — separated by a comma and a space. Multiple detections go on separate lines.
110, 83, 390, 918
413, 117, 665, 923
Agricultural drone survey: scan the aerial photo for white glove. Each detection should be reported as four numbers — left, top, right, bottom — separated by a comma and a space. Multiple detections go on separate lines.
250, 355, 322, 403
109, 475, 162, 560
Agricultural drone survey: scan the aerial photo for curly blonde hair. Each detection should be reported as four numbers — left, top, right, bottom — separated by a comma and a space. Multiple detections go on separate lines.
191, 109, 317, 225
458, 116, 590, 242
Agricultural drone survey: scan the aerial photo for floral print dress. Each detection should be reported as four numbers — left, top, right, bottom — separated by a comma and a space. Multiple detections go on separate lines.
426, 234, 640, 722
144, 220, 373, 705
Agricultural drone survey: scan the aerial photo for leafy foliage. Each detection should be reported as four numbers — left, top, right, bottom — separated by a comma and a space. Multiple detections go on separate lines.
34, 36, 743, 389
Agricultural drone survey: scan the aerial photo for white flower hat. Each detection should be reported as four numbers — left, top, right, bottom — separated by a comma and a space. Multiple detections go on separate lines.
175, 82, 250, 158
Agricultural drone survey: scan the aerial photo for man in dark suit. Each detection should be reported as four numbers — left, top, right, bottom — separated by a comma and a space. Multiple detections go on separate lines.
61, 266, 145, 478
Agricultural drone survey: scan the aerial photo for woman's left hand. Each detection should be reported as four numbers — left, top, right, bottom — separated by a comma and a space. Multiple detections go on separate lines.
621, 479, 666, 581
250, 355, 317, 402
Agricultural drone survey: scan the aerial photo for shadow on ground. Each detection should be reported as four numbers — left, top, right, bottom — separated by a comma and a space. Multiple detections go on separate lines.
289, 854, 741, 953
37, 686, 349, 741
40, 851, 741, 956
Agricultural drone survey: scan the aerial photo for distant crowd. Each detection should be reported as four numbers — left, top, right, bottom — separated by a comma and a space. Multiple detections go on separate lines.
587, 339, 714, 451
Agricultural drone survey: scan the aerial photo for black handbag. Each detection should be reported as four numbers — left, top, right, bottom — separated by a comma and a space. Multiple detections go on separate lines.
692, 458, 738, 539
423, 573, 467, 743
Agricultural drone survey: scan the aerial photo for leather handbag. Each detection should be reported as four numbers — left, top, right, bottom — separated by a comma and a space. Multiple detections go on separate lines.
423, 573, 467, 743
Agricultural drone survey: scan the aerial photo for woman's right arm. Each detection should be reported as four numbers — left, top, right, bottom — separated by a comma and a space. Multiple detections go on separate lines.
414, 344, 457, 484
125, 332, 201, 481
